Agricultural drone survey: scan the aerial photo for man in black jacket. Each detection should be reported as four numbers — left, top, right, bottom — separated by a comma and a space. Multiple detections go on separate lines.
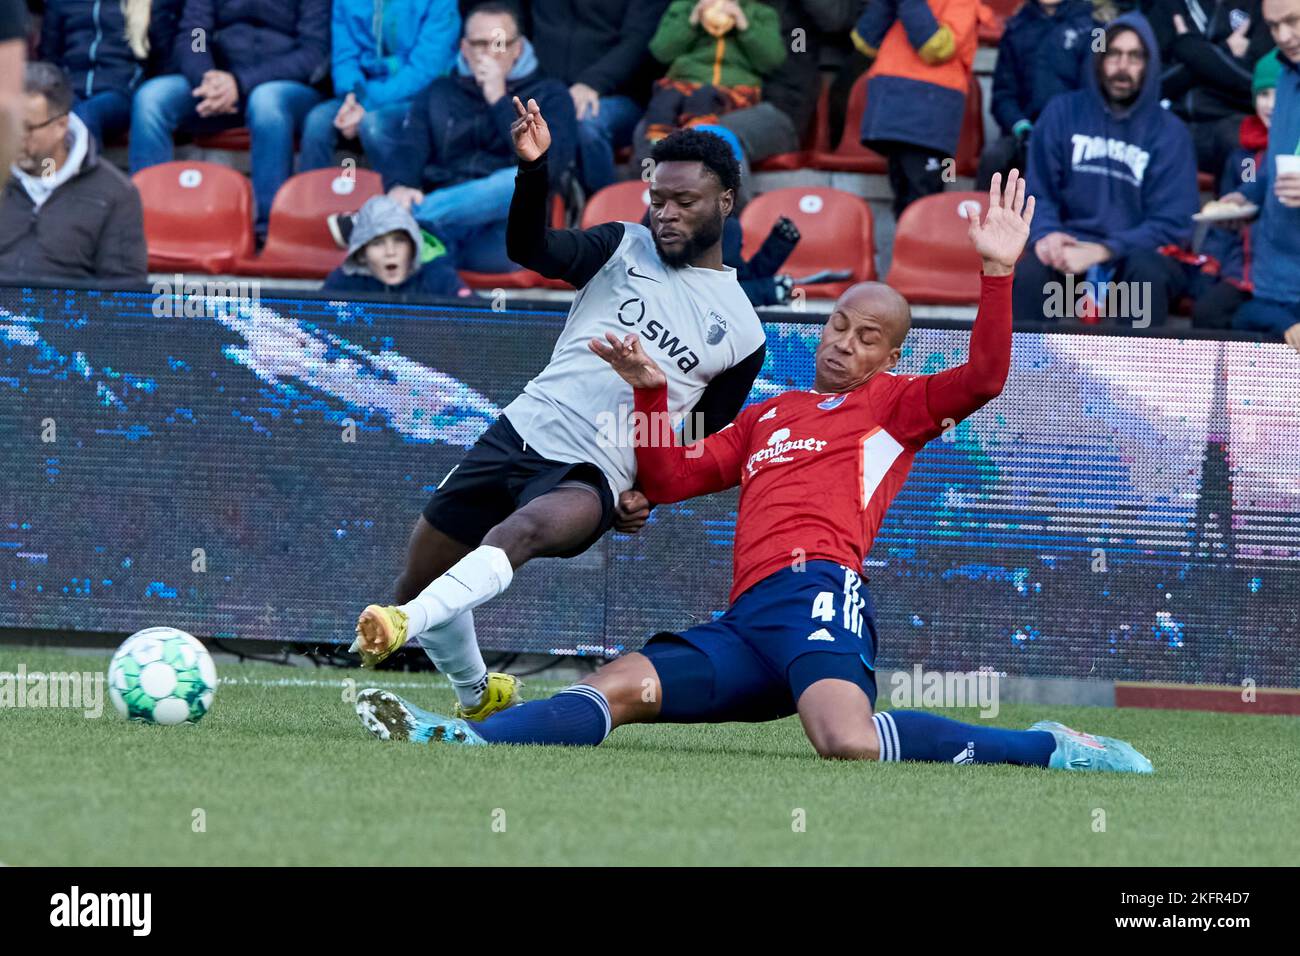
372, 2, 576, 273
528, 0, 667, 192
0, 62, 146, 280
1149, 0, 1275, 174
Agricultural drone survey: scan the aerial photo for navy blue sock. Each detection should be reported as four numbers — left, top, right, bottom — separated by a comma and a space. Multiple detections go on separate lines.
873, 711, 1055, 766
472, 685, 611, 746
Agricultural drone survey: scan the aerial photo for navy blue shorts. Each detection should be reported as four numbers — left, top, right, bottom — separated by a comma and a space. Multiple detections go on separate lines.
641, 561, 878, 723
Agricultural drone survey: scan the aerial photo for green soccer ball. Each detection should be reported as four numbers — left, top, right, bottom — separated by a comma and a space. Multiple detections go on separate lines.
107, 627, 217, 725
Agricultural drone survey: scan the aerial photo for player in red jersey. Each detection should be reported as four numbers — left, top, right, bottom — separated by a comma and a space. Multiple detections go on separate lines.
354, 171, 1154, 773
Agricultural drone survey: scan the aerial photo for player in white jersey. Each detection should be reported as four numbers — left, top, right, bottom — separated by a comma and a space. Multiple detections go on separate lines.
350, 96, 767, 721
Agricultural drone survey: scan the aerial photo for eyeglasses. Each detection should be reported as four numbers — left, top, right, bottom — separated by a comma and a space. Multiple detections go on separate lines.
464, 35, 519, 53
23, 112, 68, 136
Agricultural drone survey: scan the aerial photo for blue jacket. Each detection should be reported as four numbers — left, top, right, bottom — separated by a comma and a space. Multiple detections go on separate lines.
175, 0, 330, 96
41, 0, 183, 98
331, 0, 460, 109
323, 259, 470, 298
1238, 52, 1300, 303
1025, 12, 1198, 259
1032, 8, 1103, 117
381, 39, 577, 192
990, 0, 1092, 135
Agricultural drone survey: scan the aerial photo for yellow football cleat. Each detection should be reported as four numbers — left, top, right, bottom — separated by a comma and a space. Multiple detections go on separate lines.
350, 605, 410, 669
454, 672, 524, 720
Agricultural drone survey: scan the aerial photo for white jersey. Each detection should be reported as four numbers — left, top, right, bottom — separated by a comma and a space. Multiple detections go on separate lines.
503, 223, 765, 496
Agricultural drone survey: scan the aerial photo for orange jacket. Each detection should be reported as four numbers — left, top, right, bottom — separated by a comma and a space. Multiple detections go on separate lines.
853, 0, 978, 94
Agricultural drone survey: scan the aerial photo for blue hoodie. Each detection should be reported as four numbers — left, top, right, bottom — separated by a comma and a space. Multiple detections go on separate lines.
1026, 12, 1199, 260
331, 0, 460, 109
1238, 51, 1300, 304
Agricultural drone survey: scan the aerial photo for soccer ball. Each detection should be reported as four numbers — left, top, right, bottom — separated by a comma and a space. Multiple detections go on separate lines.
107, 627, 217, 725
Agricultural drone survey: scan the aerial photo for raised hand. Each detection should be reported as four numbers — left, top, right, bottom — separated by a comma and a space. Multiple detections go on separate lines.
588, 332, 668, 390
511, 96, 551, 162
969, 169, 1036, 276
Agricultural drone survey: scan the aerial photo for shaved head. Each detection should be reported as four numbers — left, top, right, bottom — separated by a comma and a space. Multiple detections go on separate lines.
814, 282, 912, 393
836, 282, 912, 347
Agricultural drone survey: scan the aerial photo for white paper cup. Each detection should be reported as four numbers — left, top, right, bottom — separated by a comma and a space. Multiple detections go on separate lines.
1277, 154, 1300, 177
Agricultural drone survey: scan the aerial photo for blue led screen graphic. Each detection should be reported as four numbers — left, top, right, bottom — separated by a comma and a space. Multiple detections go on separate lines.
2, 286, 1297, 687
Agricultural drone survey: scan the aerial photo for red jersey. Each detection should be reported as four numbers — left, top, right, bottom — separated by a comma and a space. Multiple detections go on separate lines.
633, 273, 1013, 604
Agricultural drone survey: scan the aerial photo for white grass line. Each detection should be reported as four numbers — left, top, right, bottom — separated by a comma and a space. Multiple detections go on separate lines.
218, 676, 443, 690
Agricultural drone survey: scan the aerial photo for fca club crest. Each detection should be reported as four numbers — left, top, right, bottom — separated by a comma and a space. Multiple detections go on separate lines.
705, 311, 728, 345
817, 393, 847, 411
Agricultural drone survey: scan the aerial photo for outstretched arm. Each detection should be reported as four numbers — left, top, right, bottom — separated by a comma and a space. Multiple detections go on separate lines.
885, 171, 1035, 445
589, 333, 752, 505
505, 96, 625, 286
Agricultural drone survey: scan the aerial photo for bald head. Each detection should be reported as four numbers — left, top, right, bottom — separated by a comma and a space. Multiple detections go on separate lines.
815, 282, 912, 393
836, 281, 912, 347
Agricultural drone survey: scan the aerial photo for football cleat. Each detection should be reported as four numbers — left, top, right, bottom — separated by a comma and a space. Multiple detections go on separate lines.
1030, 720, 1154, 774
349, 605, 409, 669
356, 688, 487, 745
454, 672, 524, 721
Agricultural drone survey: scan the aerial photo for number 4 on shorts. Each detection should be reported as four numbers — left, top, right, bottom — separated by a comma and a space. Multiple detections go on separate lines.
811, 591, 835, 622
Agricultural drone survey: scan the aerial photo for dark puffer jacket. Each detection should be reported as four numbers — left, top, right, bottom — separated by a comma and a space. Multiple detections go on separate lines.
40, 0, 183, 98
174, 0, 330, 96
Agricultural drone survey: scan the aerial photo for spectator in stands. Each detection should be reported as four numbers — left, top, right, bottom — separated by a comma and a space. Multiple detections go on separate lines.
714, 0, 863, 167
850, 0, 979, 217
1171, 49, 1279, 328
642, 1, 786, 150
977, 0, 1092, 190
1033, 0, 1137, 110
0, 61, 146, 279
39, 0, 182, 148
128, 0, 330, 239
1015, 14, 1198, 325
323, 194, 471, 297
373, 2, 575, 274
298, 0, 460, 174
1150, 0, 1275, 176
1218, 0, 1300, 350
529, 0, 666, 194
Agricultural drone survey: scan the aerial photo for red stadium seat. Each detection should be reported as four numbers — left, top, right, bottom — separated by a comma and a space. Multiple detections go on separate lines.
884, 190, 987, 304
191, 127, 252, 151
581, 180, 651, 228
1198, 170, 1216, 191
751, 82, 831, 172
459, 194, 572, 290
132, 161, 254, 273
955, 76, 985, 177
234, 168, 384, 277
739, 186, 876, 298
808, 73, 887, 173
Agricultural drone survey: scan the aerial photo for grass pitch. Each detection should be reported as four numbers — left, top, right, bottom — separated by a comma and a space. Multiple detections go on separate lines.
2, 647, 1297, 866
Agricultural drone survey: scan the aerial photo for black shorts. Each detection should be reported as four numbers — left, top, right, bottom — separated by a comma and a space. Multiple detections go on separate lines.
422, 415, 616, 557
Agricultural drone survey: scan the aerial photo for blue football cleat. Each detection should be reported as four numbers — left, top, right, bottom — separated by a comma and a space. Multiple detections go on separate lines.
356, 688, 486, 746
1030, 720, 1153, 773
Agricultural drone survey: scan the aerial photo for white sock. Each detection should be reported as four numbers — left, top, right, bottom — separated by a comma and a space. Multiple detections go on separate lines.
415, 611, 489, 709
399, 545, 514, 636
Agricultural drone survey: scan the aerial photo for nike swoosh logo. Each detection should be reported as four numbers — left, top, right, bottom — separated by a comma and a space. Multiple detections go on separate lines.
627, 266, 661, 283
